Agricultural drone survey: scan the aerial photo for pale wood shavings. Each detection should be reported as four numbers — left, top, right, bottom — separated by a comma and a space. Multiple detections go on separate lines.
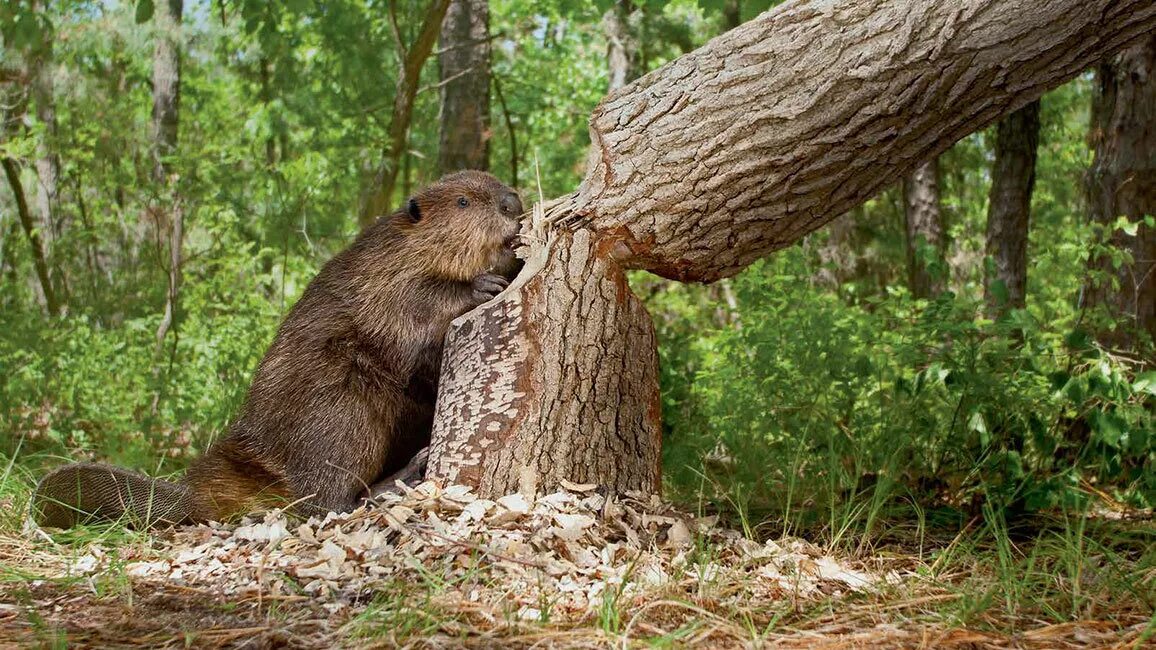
45, 483, 892, 619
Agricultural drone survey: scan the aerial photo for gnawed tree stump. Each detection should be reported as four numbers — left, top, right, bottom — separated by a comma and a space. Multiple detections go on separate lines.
429, 0, 1156, 498
430, 210, 662, 496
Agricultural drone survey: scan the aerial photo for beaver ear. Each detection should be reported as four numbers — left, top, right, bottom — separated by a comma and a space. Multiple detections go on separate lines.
407, 198, 422, 222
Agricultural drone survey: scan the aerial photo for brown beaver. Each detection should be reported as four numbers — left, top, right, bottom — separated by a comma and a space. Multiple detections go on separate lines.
33, 171, 524, 527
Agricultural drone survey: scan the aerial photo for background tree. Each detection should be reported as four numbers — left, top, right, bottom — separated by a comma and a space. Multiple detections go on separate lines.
437, 0, 491, 174
28, 0, 66, 309
603, 1, 639, 92
1084, 35, 1156, 352
0, 4, 59, 316
149, 0, 184, 367
984, 101, 1041, 318
903, 160, 946, 299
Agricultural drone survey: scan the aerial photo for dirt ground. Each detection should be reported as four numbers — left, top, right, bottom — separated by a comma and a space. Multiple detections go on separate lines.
3, 580, 1151, 649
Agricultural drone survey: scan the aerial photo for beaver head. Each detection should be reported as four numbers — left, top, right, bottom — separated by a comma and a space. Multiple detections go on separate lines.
401, 171, 524, 282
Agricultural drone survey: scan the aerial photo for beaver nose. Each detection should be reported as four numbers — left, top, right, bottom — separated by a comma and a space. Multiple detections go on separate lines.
500, 192, 523, 216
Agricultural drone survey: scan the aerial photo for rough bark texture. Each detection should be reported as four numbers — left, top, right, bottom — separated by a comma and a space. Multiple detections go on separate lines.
985, 100, 1040, 316
359, 0, 453, 227
437, 0, 490, 174
903, 159, 945, 298
429, 0, 1156, 497
429, 224, 662, 495
1085, 35, 1156, 350
572, 0, 1156, 283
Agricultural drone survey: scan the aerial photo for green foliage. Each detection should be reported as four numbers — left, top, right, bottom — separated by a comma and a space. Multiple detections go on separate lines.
659, 248, 1153, 521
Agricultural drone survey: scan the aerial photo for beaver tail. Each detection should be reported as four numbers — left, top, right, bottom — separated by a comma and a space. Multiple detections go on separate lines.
32, 462, 192, 529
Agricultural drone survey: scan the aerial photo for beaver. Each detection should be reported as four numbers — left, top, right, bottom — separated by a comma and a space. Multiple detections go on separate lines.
33, 171, 524, 528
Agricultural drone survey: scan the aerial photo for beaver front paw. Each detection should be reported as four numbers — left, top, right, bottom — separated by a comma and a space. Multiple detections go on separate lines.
471, 273, 510, 304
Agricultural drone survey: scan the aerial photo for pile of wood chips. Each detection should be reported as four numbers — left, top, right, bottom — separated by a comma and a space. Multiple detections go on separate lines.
55, 481, 888, 621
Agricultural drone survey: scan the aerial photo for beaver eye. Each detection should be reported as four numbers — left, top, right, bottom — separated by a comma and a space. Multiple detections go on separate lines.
457, 197, 469, 208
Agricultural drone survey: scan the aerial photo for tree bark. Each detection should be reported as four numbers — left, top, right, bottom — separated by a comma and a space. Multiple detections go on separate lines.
429, 223, 662, 495
150, 0, 184, 361
428, 0, 1156, 498
903, 159, 945, 299
1084, 35, 1156, 351
359, 0, 453, 228
437, 0, 490, 174
985, 100, 1040, 317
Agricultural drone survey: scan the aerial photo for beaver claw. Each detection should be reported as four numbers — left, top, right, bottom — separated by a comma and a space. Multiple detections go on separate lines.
366, 447, 430, 499
471, 273, 509, 303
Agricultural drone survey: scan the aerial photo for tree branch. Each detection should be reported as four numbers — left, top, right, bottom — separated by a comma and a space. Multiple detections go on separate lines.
2, 157, 59, 316
359, 0, 453, 227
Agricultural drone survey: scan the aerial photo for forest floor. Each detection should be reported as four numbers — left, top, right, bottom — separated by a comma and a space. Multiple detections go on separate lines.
0, 482, 1152, 649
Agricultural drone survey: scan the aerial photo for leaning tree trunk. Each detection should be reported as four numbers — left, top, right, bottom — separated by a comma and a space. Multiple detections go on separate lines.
985, 100, 1040, 318
903, 159, 945, 299
1085, 34, 1156, 351
437, 0, 490, 175
429, 0, 1156, 498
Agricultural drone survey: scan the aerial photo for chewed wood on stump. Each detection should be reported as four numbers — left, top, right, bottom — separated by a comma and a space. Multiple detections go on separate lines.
429, 219, 663, 496
426, 0, 1156, 499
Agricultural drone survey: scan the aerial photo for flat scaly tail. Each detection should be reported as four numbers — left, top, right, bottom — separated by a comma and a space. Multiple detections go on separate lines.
32, 462, 192, 528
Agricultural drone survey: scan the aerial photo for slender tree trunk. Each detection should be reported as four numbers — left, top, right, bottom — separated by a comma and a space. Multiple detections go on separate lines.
2, 157, 59, 316
1084, 35, 1156, 352
429, 0, 1156, 498
359, 0, 453, 228
151, 0, 184, 361
603, 1, 638, 92
903, 159, 945, 299
812, 208, 860, 290
985, 100, 1041, 317
28, 35, 68, 307
437, 0, 490, 174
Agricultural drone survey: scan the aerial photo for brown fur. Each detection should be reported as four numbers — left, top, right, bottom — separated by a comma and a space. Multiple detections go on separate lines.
34, 171, 523, 526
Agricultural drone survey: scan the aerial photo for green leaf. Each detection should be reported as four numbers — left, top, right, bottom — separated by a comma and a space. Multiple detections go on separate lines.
1089, 409, 1125, 448
969, 411, 990, 447
1134, 372, 1156, 396
135, 0, 155, 24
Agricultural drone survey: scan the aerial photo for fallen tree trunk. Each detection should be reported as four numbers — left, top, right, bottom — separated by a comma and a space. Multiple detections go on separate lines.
428, 0, 1156, 497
